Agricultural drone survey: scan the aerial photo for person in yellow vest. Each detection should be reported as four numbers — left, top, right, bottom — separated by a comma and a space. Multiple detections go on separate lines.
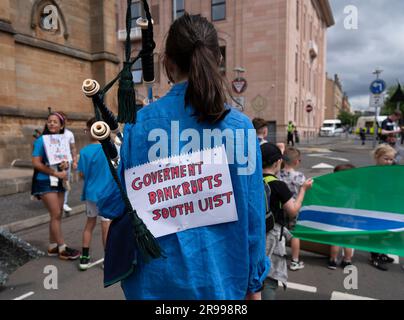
287, 121, 295, 146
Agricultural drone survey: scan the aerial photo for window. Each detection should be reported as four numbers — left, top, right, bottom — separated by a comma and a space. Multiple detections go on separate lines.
296, 0, 299, 30
131, 1, 144, 28
132, 58, 142, 84
212, 0, 226, 21
173, 0, 185, 20
219, 46, 226, 75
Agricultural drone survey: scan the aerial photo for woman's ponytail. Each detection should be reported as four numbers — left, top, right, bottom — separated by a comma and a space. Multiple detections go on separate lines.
165, 14, 228, 123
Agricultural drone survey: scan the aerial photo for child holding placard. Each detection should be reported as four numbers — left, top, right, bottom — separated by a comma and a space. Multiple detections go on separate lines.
31, 112, 80, 260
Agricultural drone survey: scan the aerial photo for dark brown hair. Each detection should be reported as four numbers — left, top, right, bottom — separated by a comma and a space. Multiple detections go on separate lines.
86, 117, 97, 129
164, 13, 227, 123
334, 164, 356, 172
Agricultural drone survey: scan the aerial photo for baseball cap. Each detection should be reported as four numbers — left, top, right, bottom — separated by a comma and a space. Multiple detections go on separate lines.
261, 142, 284, 167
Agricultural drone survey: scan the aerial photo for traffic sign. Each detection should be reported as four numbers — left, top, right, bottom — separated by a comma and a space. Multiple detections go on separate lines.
232, 77, 247, 94
370, 79, 386, 95
306, 104, 313, 113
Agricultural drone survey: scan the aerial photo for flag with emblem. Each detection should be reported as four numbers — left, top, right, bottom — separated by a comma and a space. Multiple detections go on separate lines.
293, 166, 404, 256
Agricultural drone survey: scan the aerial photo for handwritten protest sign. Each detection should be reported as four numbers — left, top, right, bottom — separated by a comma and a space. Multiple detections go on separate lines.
42, 134, 72, 165
124, 145, 238, 238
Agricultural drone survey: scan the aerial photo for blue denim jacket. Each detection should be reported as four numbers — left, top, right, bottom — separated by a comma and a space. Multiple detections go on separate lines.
98, 82, 269, 299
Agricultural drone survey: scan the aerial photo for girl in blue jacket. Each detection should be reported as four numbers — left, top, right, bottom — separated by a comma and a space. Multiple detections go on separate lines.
99, 13, 269, 300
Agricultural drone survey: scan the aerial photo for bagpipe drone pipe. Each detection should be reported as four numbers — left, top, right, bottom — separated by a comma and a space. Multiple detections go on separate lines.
81, 0, 163, 287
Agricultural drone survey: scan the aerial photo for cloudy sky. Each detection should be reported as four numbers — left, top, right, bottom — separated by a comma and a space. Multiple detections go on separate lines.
327, 0, 404, 111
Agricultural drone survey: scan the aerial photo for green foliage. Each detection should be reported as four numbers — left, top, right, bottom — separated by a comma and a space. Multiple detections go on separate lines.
381, 85, 404, 116
338, 110, 360, 127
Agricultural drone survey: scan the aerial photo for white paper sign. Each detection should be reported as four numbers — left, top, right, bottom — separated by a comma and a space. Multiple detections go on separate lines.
42, 134, 72, 165
125, 145, 238, 238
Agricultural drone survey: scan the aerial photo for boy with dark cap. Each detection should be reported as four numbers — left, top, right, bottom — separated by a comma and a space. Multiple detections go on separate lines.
261, 143, 313, 300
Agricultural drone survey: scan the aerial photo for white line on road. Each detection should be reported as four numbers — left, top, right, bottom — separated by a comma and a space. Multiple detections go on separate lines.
279, 281, 317, 293
331, 291, 377, 300
13, 291, 34, 300
87, 258, 104, 269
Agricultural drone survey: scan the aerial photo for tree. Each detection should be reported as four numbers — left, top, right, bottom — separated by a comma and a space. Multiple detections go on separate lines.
381, 84, 404, 116
338, 110, 359, 127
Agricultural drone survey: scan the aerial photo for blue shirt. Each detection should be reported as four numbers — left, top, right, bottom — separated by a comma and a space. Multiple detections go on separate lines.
78, 143, 114, 203
32, 136, 50, 181
98, 82, 269, 299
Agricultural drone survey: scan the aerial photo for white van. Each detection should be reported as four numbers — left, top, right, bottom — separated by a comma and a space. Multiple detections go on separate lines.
319, 119, 344, 137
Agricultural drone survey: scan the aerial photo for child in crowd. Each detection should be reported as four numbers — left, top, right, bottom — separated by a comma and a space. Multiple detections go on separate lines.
327, 164, 355, 270
278, 147, 305, 271
261, 143, 312, 300
77, 118, 112, 270
369, 144, 397, 271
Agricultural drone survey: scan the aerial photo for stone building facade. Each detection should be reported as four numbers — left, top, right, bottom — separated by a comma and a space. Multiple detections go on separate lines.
325, 73, 351, 120
116, 0, 334, 141
0, 0, 120, 166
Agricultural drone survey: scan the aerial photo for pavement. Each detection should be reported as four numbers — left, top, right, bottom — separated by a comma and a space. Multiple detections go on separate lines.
0, 135, 403, 300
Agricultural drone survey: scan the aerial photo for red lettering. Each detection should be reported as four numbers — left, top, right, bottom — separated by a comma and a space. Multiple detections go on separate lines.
198, 198, 209, 212
171, 166, 180, 179
162, 208, 169, 219
163, 187, 172, 201
223, 191, 233, 203
148, 191, 156, 205
180, 165, 186, 178
169, 206, 177, 218
152, 209, 161, 221
143, 174, 151, 187
131, 177, 142, 191
195, 162, 203, 174
213, 174, 223, 188
172, 185, 181, 198
184, 202, 194, 215
157, 189, 164, 203
182, 182, 191, 195
188, 164, 195, 176
204, 175, 214, 189
190, 180, 198, 193
213, 194, 224, 208
163, 168, 171, 181
197, 178, 205, 192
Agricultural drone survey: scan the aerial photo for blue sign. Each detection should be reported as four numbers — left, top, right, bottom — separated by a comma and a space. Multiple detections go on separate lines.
370, 79, 386, 94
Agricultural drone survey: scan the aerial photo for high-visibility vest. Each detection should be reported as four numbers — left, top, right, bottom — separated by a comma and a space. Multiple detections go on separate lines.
287, 123, 294, 133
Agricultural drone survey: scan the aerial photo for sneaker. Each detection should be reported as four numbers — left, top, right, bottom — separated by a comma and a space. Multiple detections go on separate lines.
327, 260, 337, 270
340, 260, 353, 269
59, 247, 80, 260
79, 256, 91, 270
63, 204, 72, 212
370, 258, 388, 271
290, 260, 304, 271
47, 246, 59, 257
379, 254, 394, 264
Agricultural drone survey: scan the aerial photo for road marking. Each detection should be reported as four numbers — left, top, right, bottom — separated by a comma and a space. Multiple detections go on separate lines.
311, 163, 334, 169
279, 281, 317, 293
13, 291, 34, 300
331, 291, 377, 300
323, 156, 349, 162
87, 258, 104, 269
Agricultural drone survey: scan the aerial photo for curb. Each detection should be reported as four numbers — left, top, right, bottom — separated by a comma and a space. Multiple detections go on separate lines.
0, 204, 86, 234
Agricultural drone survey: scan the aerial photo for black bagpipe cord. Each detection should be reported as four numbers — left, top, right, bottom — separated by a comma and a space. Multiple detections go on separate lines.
88, 0, 163, 263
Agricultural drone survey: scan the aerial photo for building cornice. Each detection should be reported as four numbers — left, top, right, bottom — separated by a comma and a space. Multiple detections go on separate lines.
14, 33, 120, 64
312, 0, 335, 27
0, 19, 16, 35
0, 105, 93, 121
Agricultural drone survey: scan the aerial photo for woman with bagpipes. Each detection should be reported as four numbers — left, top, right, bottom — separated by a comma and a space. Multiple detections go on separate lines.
31, 112, 80, 260
94, 11, 269, 299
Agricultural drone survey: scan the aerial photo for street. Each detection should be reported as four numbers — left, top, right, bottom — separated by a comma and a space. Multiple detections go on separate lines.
0, 136, 403, 300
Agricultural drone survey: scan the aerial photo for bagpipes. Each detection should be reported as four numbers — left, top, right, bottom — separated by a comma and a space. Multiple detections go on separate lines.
81, 0, 163, 287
